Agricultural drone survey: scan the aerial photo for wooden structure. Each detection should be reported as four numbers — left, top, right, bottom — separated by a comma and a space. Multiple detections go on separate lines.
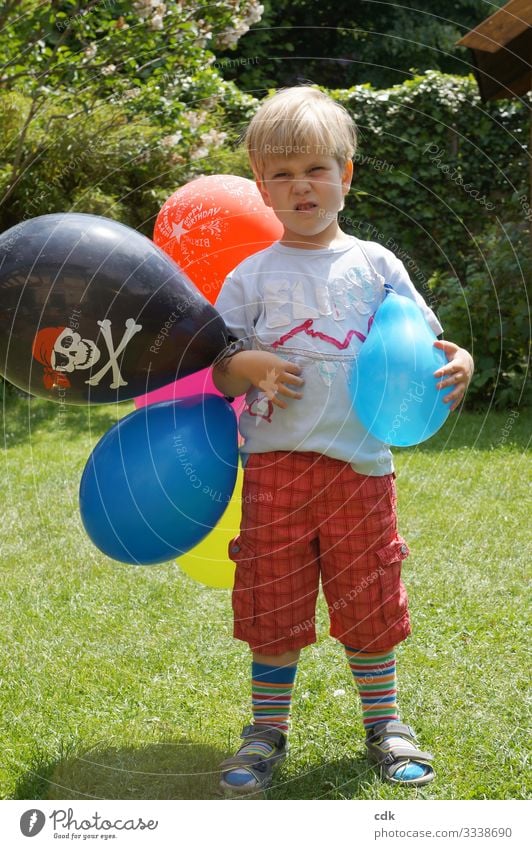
457, 0, 532, 101
458, 0, 531, 233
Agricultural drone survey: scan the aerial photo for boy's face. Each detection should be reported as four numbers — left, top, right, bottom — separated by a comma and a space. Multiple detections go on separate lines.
256, 151, 353, 248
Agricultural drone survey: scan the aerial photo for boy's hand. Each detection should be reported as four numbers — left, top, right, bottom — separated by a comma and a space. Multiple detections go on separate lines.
433, 340, 474, 411
231, 350, 304, 409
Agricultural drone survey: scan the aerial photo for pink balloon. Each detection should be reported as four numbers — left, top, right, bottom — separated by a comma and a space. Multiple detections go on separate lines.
134, 368, 246, 420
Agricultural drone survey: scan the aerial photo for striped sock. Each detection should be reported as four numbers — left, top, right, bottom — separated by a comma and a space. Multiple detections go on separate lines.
344, 646, 399, 729
252, 660, 297, 734
223, 661, 297, 788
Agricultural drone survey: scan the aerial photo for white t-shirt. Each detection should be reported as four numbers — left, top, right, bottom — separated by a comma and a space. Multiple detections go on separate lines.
215, 236, 443, 475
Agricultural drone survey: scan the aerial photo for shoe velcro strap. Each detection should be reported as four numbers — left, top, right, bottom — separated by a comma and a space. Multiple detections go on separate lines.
383, 747, 434, 763
241, 724, 285, 748
220, 753, 272, 771
369, 721, 416, 739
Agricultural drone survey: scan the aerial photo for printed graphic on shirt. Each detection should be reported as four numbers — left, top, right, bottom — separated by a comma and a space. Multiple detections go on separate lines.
271, 320, 367, 350
240, 261, 385, 427
248, 395, 274, 423
263, 267, 380, 330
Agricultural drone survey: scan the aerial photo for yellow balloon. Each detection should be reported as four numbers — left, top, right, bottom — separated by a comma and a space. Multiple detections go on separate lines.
177, 465, 243, 588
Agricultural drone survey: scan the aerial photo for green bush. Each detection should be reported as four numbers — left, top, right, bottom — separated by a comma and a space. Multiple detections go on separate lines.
428, 209, 531, 409
335, 73, 528, 282
0, 84, 254, 236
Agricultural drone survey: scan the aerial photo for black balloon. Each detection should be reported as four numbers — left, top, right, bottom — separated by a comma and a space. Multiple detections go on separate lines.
0, 213, 230, 404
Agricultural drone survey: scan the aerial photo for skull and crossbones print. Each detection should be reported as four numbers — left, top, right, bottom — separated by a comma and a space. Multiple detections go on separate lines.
32, 318, 142, 390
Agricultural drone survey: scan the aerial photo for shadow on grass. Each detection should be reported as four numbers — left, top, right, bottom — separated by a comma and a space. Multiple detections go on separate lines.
14, 740, 227, 800
13, 742, 389, 801
268, 754, 381, 800
1, 393, 130, 448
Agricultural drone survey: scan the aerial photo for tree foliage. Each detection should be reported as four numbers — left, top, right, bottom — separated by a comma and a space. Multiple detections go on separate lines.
0, 0, 262, 229
216, 0, 508, 91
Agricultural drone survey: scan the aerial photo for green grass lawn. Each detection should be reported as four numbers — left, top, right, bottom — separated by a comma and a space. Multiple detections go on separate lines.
0, 394, 530, 800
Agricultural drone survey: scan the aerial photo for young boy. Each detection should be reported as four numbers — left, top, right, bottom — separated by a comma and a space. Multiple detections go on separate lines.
212, 86, 474, 795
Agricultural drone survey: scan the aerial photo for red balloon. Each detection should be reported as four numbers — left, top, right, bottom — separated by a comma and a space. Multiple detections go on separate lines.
153, 175, 283, 303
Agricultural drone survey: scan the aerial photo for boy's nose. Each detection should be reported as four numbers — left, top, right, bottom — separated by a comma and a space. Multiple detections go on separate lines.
292, 179, 312, 194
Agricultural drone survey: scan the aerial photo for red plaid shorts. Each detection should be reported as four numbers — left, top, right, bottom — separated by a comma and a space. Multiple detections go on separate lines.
228, 451, 411, 655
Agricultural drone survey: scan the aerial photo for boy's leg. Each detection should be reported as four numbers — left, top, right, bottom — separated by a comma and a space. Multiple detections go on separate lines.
252, 650, 300, 733
220, 649, 299, 793
312, 459, 434, 784
344, 645, 399, 729
221, 452, 321, 794
343, 645, 434, 783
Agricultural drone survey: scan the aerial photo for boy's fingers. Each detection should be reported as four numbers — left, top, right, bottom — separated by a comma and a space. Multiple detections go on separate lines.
277, 383, 304, 400
433, 340, 459, 375
284, 361, 303, 375
433, 339, 459, 356
444, 394, 462, 411
436, 370, 464, 389
282, 371, 305, 387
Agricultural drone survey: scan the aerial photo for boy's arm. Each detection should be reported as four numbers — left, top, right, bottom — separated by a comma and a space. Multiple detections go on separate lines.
212, 349, 304, 409
433, 340, 474, 412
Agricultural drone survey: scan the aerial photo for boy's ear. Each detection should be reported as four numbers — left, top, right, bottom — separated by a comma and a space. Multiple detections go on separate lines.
342, 160, 354, 194
256, 179, 272, 208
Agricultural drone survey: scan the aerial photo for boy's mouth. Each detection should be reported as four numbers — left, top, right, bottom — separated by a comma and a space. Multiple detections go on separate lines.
295, 202, 318, 212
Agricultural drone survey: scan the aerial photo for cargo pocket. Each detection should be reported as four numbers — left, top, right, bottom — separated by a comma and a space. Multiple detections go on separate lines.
228, 536, 256, 627
375, 535, 410, 626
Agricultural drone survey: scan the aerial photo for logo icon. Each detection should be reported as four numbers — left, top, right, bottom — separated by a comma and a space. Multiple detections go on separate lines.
20, 809, 46, 837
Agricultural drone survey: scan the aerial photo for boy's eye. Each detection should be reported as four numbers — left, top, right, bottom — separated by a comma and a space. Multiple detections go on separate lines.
272, 172, 289, 179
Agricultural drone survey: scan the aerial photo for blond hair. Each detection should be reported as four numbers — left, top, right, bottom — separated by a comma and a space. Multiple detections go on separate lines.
244, 86, 357, 179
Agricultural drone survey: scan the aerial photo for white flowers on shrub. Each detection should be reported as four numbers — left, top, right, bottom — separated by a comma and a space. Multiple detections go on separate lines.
134, 1, 167, 29
133, 1, 167, 18
182, 110, 208, 129
216, 1, 264, 49
149, 14, 164, 30
160, 132, 183, 147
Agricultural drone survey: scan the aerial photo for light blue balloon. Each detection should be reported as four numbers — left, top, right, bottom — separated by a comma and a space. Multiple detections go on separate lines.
79, 394, 238, 564
351, 292, 450, 446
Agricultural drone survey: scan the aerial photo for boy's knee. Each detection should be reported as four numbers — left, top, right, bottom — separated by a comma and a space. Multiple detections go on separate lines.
253, 649, 301, 666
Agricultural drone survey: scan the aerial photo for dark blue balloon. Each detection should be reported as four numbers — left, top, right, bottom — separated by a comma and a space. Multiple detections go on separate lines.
351, 292, 450, 446
79, 395, 238, 564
